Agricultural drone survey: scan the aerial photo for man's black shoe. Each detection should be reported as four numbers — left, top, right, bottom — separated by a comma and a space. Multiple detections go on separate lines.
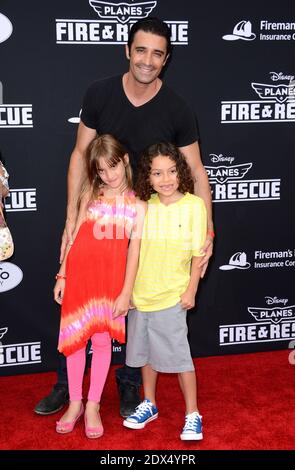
116, 378, 141, 418
34, 384, 69, 415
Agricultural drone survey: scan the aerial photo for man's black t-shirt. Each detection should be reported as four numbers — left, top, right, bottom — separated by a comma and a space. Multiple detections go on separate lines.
80, 75, 198, 172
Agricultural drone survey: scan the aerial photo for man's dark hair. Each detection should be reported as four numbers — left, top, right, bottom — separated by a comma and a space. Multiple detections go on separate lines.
128, 17, 171, 57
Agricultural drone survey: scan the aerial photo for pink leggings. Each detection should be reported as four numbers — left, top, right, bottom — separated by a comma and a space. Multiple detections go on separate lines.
66, 332, 112, 403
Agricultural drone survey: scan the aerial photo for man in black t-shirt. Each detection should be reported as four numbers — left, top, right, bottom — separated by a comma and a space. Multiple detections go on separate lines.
80, 75, 199, 176
34, 17, 214, 422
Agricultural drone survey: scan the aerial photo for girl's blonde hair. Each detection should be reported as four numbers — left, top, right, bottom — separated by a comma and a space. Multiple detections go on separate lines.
83, 134, 132, 201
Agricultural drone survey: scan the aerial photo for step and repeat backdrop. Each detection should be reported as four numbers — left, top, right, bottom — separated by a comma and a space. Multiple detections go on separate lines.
0, 0, 294, 375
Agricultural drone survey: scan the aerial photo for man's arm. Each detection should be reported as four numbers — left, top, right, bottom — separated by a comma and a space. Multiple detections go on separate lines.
179, 141, 213, 276
66, 122, 96, 224
60, 121, 96, 262
179, 141, 212, 230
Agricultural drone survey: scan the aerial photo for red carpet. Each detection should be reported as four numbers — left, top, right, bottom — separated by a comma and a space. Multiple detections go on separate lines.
1, 350, 294, 450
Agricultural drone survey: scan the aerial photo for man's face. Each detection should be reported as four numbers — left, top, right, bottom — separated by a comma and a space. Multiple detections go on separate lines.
126, 30, 169, 85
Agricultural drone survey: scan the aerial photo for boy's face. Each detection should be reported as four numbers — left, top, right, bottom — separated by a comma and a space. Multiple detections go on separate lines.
126, 30, 169, 85
149, 155, 179, 199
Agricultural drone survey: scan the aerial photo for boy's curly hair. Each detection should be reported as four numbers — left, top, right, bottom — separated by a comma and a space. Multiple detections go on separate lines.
135, 142, 194, 201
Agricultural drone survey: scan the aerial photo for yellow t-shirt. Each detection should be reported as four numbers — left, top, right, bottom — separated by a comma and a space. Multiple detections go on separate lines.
133, 192, 207, 312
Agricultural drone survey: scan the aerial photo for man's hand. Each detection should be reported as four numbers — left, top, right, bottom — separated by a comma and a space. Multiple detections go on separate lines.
198, 235, 214, 278
59, 219, 75, 264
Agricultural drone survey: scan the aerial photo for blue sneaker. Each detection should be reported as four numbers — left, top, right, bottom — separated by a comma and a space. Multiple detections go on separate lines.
180, 412, 203, 440
123, 399, 158, 429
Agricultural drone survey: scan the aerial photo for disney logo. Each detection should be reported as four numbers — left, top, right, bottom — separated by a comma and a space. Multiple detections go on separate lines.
265, 296, 288, 306
210, 153, 235, 164
270, 72, 295, 82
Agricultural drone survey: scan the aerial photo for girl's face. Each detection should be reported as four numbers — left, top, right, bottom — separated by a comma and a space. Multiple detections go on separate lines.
149, 155, 180, 201
97, 155, 128, 190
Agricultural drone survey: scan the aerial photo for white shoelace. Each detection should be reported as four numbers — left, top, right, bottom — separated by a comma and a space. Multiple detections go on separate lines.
132, 401, 153, 418
183, 412, 201, 431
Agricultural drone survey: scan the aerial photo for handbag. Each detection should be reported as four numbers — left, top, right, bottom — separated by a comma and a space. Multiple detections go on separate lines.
0, 203, 14, 261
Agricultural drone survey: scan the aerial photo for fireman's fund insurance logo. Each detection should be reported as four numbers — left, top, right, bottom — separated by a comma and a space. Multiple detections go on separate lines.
220, 249, 295, 271
219, 252, 251, 270
205, 153, 280, 202
219, 296, 295, 346
222, 20, 256, 41
56, 1, 188, 45
223, 20, 295, 42
221, 71, 295, 123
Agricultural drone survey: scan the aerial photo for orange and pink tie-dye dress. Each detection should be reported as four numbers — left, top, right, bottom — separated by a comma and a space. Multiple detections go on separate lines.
58, 191, 137, 357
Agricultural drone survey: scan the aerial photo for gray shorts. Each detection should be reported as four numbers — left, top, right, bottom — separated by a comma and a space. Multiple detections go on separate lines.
126, 303, 194, 373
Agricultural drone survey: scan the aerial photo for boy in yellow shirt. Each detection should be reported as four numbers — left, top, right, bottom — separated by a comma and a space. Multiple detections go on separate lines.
123, 142, 207, 440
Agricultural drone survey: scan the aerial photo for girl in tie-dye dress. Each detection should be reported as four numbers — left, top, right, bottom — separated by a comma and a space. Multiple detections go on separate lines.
54, 134, 145, 438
